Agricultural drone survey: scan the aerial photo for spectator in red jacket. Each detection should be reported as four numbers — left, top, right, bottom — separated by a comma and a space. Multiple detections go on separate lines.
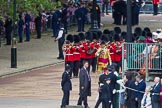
153, 0, 160, 15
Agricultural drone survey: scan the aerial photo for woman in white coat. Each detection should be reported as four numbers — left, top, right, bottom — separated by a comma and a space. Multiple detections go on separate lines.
141, 86, 152, 108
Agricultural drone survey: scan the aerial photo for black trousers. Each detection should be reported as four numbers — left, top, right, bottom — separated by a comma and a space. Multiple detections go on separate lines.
91, 57, 97, 73
58, 39, 64, 59
65, 62, 73, 78
6, 32, 11, 45
112, 94, 116, 108
114, 13, 122, 25
126, 99, 137, 108
77, 92, 88, 107
73, 61, 80, 77
94, 95, 102, 108
102, 2, 109, 13
113, 60, 122, 73
102, 100, 111, 108
152, 101, 160, 108
137, 100, 141, 108
36, 27, 41, 39
153, 4, 158, 15
61, 90, 70, 108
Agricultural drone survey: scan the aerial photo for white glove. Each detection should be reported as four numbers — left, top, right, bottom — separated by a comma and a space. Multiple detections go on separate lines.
113, 89, 116, 94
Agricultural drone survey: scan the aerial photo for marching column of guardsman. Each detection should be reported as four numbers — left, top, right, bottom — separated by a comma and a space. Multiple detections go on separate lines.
72, 35, 82, 78
64, 34, 74, 78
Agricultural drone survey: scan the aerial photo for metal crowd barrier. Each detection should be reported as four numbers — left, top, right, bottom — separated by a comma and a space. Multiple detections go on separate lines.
101, 2, 162, 14
122, 43, 162, 81
140, 3, 162, 14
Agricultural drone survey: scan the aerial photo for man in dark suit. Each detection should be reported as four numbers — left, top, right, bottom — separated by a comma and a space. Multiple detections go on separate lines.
61, 64, 72, 108
135, 75, 146, 108
125, 75, 137, 108
151, 77, 161, 108
77, 60, 91, 108
107, 65, 117, 108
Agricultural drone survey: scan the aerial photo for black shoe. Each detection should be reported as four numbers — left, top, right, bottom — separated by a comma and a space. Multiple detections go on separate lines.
18, 41, 23, 43
57, 57, 64, 60
25, 40, 30, 42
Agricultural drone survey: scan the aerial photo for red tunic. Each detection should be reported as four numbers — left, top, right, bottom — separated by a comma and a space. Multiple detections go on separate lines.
109, 42, 115, 62
64, 44, 74, 62
114, 42, 122, 62
80, 41, 87, 59
73, 44, 82, 61
153, 0, 159, 4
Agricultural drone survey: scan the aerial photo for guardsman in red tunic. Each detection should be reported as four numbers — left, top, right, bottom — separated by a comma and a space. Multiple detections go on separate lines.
78, 32, 86, 69
72, 35, 82, 78
91, 32, 100, 73
109, 42, 115, 63
64, 34, 74, 78
83, 31, 93, 73
153, 0, 159, 15
111, 34, 122, 73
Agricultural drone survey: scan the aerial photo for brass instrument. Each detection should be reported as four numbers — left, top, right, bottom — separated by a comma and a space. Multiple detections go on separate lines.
86, 41, 96, 55
115, 42, 121, 53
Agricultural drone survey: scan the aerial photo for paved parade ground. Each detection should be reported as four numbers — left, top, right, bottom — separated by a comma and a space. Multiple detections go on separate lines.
0, 63, 99, 108
0, 14, 162, 108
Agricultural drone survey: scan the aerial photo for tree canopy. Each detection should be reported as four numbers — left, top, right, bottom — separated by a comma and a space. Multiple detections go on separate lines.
0, 0, 58, 19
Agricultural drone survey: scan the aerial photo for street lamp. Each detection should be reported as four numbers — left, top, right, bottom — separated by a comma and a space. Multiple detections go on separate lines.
126, 0, 132, 42
89, 0, 99, 32
11, 0, 17, 68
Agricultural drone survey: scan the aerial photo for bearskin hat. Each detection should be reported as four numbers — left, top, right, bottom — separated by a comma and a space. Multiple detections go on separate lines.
66, 34, 74, 43
78, 33, 85, 41
97, 31, 102, 39
114, 27, 121, 34
143, 27, 151, 33
92, 32, 99, 40
121, 32, 127, 39
74, 35, 80, 43
142, 31, 147, 37
101, 34, 108, 42
85, 31, 93, 41
147, 32, 152, 38
114, 34, 120, 42
134, 27, 142, 36
103, 29, 110, 34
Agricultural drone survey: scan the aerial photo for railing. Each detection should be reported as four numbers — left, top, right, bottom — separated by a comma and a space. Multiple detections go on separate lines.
98, 2, 162, 14
122, 43, 162, 81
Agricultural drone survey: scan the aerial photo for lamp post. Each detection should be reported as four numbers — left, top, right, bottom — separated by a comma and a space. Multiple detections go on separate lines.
11, 0, 17, 68
126, 0, 132, 42
89, 0, 99, 32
